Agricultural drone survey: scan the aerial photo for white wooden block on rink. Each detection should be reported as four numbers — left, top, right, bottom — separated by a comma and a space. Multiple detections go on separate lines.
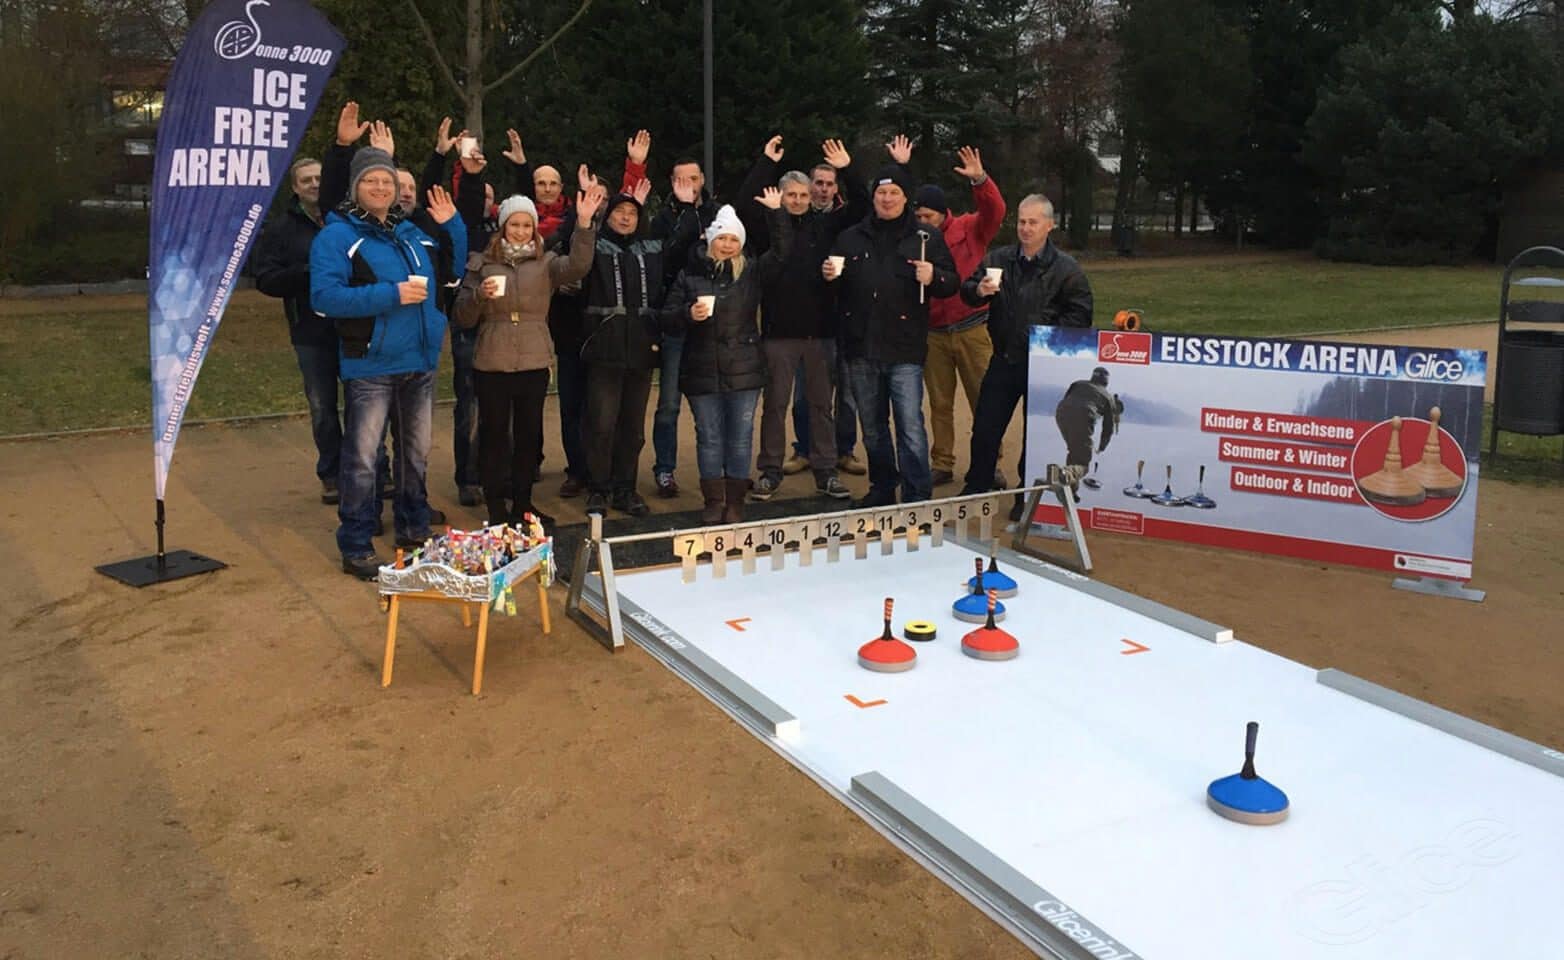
608, 537, 1564, 959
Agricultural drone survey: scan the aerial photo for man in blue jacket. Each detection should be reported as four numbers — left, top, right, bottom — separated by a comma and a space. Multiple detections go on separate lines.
310, 147, 466, 579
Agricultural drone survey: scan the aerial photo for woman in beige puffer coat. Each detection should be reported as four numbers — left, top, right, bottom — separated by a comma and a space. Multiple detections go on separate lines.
454, 184, 606, 527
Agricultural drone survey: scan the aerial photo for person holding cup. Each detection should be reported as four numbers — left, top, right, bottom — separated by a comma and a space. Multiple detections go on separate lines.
453, 186, 606, 528
309, 146, 468, 579
958, 193, 1094, 520
660, 191, 792, 523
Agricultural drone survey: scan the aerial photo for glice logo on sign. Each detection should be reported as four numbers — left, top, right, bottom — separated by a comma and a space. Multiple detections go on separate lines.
1098, 331, 1152, 365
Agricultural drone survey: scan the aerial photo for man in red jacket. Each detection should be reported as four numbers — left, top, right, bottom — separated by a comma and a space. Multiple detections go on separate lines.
914, 145, 1007, 487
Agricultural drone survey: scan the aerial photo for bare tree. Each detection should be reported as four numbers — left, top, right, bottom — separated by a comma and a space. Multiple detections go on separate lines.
404, 0, 594, 135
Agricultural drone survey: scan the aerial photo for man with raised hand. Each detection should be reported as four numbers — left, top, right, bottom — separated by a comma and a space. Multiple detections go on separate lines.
825, 145, 958, 507
914, 145, 1007, 489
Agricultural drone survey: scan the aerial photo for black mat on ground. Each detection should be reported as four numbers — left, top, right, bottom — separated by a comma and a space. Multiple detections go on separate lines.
553, 493, 844, 582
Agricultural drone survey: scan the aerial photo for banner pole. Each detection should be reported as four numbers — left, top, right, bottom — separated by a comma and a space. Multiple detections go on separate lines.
155, 498, 167, 570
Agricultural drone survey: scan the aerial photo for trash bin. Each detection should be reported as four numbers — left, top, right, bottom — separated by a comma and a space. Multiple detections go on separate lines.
1490, 246, 1564, 456
1495, 328, 1564, 435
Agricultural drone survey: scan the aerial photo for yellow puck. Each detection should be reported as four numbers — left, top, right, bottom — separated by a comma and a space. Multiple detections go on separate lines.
903, 620, 938, 642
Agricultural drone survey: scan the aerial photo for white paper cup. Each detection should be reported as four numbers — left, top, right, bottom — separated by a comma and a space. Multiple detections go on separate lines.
488, 274, 506, 297
696, 295, 716, 313
407, 275, 428, 291
985, 267, 1003, 285
827, 255, 845, 273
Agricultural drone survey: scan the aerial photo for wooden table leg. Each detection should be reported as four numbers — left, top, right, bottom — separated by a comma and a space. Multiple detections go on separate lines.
537, 575, 551, 635
472, 600, 491, 696
382, 595, 401, 687
461, 602, 472, 628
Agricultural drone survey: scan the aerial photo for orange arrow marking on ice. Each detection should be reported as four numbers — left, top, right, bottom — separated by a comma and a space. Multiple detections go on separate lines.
844, 694, 888, 709
1120, 638, 1151, 655
725, 618, 752, 632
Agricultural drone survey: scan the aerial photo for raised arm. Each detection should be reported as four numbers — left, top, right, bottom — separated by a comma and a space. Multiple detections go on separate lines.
955, 146, 1006, 246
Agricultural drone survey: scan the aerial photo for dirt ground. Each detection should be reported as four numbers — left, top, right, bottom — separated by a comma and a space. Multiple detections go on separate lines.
2, 323, 1560, 960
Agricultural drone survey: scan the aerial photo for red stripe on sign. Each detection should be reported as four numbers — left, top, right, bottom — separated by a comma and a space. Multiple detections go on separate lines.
1030, 504, 1471, 578
1200, 407, 1373, 446
1215, 436, 1353, 474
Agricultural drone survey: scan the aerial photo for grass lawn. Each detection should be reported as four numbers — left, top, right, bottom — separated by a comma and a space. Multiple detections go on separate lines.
0, 256, 1526, 442
1087, 256, 1501, 337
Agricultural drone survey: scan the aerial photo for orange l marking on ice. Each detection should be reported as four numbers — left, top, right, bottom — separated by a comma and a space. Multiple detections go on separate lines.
1120, 638, 1151, 655
845, 694, 888, 709
725, 617, 752, 632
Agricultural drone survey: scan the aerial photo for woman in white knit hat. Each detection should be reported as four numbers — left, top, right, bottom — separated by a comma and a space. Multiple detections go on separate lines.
454, 184, 607, 528
659, 189, 791, 523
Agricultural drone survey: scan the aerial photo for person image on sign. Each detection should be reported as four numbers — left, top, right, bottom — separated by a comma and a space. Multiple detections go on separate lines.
310, 146, 467, 579
453, 185, 605, 530
958, 193, 1093, 520
1054, 366, 1122, 484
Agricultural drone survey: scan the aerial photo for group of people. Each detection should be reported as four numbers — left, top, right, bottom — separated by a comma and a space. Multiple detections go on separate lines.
251, 103, 1095, 579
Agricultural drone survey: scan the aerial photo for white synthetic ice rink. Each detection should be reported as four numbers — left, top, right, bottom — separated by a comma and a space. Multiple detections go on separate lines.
614, 539, 1564, 959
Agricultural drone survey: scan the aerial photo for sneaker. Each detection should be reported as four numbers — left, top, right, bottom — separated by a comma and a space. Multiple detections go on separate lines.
613, 489, 651, 517
1009, 499, 1026, 522
930, 468, 955, 486
395, 532, 432, 550
782, 454, 810, 475
654, 471, 679, 498
837, 454, 867, 476
320, 479, 339, 505
994, 472, 1010, 490
342, 553, 384, 581
427, 508, 446, 526
585, 492, 609, 515
817, 475, 852, 500
751, 475, 781, 501
559, 475, 586, 498
458, 485, 484, 506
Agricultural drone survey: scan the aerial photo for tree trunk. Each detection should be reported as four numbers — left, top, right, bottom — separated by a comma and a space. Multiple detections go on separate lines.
1111, 124, 1139, 256
464, 0, 484, 136
1173, 182, 1185, 236
1067, 146, 1093, 249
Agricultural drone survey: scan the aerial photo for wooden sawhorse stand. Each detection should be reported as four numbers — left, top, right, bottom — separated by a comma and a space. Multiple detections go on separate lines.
380, 561, 551, 696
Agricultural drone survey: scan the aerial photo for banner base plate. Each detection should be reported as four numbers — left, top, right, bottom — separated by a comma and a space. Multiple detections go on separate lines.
97, 549, 226, 588
1392, 575, 1485, 603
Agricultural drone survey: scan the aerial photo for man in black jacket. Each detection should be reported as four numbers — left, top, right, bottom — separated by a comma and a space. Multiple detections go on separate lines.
958, 194, 1094, 516
736, 136, 862, 501
253, 156, 351, 504
648, 154, 719, 499
825, 165, 959, 506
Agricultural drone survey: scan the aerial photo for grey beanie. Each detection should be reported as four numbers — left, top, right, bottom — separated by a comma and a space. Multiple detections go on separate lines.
349, 147, 397, 197
497, 194, 539, 231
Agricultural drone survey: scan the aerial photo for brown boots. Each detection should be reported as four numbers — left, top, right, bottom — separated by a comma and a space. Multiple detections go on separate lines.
723, 477, 749, 523
699, 479, 725, 524
700, 477, 753, 524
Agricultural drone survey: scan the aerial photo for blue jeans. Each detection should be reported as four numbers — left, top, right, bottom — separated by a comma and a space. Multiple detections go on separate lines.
652, 333, 684, 476
687, 389, 760, 480
295, 342, 389, 487
338, 371, 435, 557
847, 358, 932, 502
793, 339, 857, 458
294, 343, 343, 481
450, 327, 481, 489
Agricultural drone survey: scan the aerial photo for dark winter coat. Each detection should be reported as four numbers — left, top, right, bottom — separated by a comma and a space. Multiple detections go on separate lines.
660, 208, 793, 395
252, 198, 329, 345
578, 224, 668, 370
960, 239, 1093, 363
830, 210, 959, 365
735, 155, 868, 340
